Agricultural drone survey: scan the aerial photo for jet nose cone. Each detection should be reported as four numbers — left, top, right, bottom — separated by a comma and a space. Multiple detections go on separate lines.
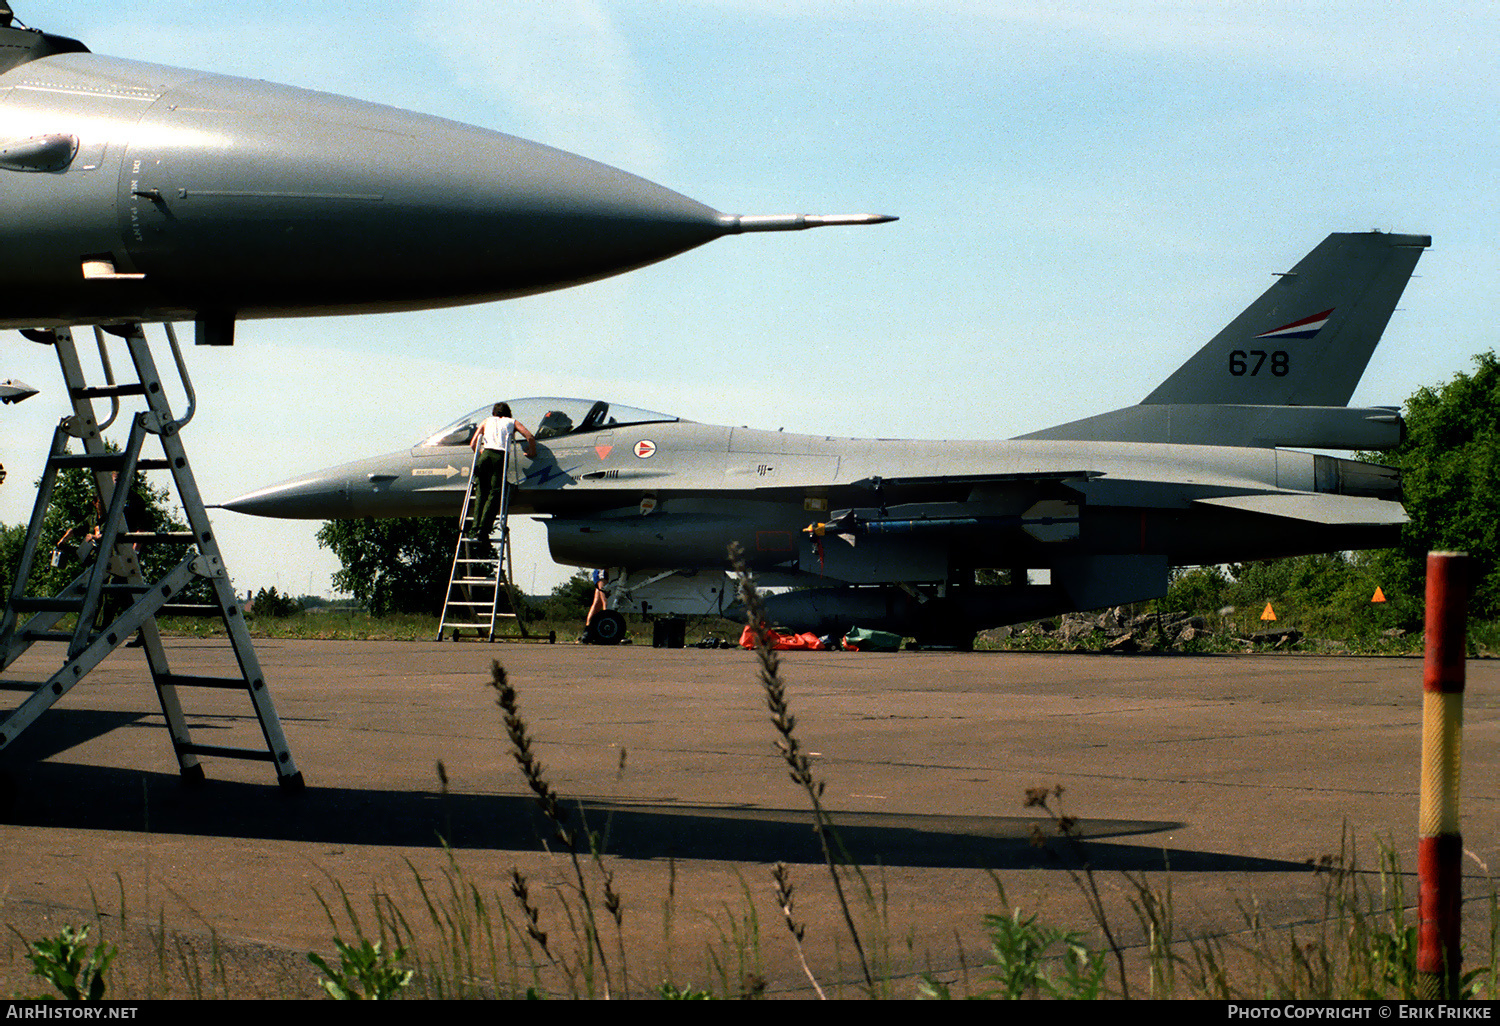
221, 474, 352, 520
454, 133, 732, 292
129, 77, 738, 312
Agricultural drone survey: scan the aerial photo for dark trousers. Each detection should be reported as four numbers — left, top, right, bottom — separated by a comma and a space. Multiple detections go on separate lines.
473, 448, 508, 539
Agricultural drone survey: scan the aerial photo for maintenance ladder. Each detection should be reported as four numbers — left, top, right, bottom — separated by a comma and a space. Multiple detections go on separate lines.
0, 324, 303, 791
436, 444, 530, 641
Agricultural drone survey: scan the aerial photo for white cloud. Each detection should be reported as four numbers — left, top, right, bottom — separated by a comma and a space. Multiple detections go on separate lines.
676, 0, 1500, 88
414, 0, 665, 173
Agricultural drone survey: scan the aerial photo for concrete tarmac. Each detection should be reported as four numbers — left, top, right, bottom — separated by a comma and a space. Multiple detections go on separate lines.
0, 639, 1495, 998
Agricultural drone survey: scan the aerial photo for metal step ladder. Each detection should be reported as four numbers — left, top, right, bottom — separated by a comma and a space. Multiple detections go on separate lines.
0, 324, 303, 791
436, 445, 530, 641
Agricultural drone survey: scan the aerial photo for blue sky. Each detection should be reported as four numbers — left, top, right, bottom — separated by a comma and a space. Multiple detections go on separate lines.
3, 1, 1497, 597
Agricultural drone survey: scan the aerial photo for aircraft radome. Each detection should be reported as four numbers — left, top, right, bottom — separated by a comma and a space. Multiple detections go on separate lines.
0, 4, 893, 343
227, 231, 1428, 648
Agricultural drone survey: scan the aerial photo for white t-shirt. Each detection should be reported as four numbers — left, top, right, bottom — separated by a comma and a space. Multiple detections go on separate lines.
476, 415, 516, 452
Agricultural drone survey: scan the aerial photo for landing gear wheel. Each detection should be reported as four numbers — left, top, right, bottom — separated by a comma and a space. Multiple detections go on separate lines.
591, 610, 627, 645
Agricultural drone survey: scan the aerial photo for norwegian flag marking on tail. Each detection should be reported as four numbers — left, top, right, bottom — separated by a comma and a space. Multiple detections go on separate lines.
1255, 308, 1333, 341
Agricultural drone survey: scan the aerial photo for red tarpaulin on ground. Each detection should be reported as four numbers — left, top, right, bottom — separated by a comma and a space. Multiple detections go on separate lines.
739, 625, 825, 651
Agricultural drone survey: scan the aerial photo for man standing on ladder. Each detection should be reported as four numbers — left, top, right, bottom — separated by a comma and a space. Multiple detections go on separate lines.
469, 402, 537, 553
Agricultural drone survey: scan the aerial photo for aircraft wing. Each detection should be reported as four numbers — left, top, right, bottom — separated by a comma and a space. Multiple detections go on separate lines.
1193, 492, 1408, 526
839, 470, 1101, 501
848, 471, 1101, 486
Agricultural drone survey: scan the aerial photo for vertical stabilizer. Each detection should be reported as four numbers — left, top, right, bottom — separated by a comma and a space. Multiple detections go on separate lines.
1141, 231, 1428, 407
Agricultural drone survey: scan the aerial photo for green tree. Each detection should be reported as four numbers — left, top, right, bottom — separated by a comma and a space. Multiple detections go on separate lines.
0, 522, 26, 596
316, 518, 459, 616
1367, 351, 1500, 619
249, 586, 304, 618
1164, 564, 1232, 614
524, 570, 594, 622
1228, 552, 1406, 638
2, 450, 187, 599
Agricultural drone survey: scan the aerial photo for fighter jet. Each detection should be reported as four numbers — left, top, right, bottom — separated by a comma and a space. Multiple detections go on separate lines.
0, 4, 892, 343
226, 231, 1427, 646
0, 379, 37, 404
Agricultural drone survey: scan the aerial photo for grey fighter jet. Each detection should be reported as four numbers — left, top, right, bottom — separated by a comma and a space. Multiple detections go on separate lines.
0, 378, 36, 403
226, 231, 1427, 646
0, 5, 891, 343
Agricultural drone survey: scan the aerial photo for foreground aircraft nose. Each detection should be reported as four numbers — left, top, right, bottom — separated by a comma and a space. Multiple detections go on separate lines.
0, 53, 896, 328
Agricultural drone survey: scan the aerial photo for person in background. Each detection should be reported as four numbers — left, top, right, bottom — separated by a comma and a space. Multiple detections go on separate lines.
469, 402, 537, 549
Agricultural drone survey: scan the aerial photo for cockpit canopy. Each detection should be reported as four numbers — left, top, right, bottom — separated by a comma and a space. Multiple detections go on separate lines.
416, 398, 678, 448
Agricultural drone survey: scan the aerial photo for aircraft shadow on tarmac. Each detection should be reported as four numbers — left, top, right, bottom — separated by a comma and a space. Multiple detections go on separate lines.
1, 713, 1306, 874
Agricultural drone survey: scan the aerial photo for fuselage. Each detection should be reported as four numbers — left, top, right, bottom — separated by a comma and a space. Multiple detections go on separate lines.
224, 398, 1405, 575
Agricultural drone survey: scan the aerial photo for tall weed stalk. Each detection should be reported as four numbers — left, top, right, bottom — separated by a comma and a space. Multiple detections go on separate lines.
490, 659, 620, 997
733, 548, 877, 996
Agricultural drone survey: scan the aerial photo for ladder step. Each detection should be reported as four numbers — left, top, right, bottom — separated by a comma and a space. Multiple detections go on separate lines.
22, 629, 92, 643
176, 742, 275, 763
158, 673, 254, 690
52, 453, 126, 470
157, 603, 222, 617
46, 456, 169, 472
70, 383, 147, 400
122, 531, 196, 544
11, 596, 84, 612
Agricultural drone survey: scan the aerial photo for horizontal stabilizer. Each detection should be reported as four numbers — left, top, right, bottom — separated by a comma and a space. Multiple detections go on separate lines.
1018, 404, 1404, 449
1194, 492, 1408, 526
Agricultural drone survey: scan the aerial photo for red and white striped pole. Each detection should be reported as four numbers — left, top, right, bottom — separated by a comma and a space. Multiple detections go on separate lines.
1417, 551, 1469, 1000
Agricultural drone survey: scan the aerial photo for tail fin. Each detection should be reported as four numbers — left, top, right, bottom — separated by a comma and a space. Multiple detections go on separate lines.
1142, 231, 1428, 406
1020, 231, 1428, 447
